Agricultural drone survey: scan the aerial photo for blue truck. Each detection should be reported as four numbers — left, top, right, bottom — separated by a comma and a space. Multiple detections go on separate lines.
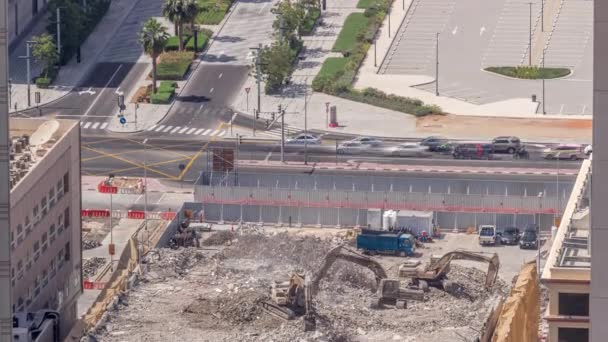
356, 232, 416, 256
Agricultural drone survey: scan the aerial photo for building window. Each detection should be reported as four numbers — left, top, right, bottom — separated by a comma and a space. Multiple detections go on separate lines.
33, 241, 40, 261
559, 293, 589, 316
42, 270, 48, 288
17, 260, 23, 280
26, 251, 32, 271
41, 196, 48, 216
41, 233, 48, 253
56, 179, 64, 199
33, 204, 39, 225
24, 216, 31, 236
64, 242, 70, 261
558, 327, 588, 342
49, 259, 56, 279
17, 224, 23, 245
48, 188, 55, 208
49, 224, 56, 244
64, 207, 70, 228
63, 172, 69, 193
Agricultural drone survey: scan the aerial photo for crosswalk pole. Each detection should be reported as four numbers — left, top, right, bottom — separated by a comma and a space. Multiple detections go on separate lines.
280, 105, 285, 163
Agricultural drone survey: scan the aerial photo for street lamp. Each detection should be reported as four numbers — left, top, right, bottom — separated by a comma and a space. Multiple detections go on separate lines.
537, 191, 543, 278
528, 2, 533, 66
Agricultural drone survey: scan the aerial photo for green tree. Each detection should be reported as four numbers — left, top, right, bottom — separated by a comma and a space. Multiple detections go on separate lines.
47, 0, 85, 64
163, 0, 188, 51
32, 34, 59, 79
139, 18, 170, 94
183, 0, 200, 33
273, 1, 305, 42
260, 41, 294, 93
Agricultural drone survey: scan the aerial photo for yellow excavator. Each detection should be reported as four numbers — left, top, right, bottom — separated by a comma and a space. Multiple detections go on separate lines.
402, 249, 500, 292
262, 245, 424, 330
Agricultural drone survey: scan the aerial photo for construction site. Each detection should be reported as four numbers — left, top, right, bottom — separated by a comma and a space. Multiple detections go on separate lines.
80, 222, 539, 342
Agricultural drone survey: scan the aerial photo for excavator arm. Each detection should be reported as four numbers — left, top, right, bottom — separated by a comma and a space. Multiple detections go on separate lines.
425, 249, 500, 288
310, 245, 388, 295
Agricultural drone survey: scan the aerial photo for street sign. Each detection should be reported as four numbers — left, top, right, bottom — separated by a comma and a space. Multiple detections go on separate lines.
119, 117, 126, 125
245, 87, 250, 94
34, 92, 40, 104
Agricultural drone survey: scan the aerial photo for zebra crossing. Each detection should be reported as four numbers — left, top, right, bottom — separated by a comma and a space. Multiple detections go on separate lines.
80, 121, 109, 130
146, 124, 227, 137
257, 125, 302, 138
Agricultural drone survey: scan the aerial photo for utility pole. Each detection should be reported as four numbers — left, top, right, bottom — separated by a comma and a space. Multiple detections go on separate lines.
435, 32, 439, 96
542, 48, 546, 114
374, 37, 377, 67
279, 104, 285, 163
528, 2, 532, 66
19, 41, 36, 107
56, 8, 61, 57
541, 0, 544, 32
0, 0, 13, 338
250, 44, 263, 124
7, 79, 11, 110
304, 80, 308, 165
388, 6, 391, 38
143, 139, 148, 252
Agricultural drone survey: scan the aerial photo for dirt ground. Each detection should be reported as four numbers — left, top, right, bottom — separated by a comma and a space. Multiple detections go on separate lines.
89, 228, 532, 342
417, 115, 591, 143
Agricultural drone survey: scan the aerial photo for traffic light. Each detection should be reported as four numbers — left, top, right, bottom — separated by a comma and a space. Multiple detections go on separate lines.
255, 110, 259, 120
271, 112, 275, 121
117, 94, 125, 109
237, 134, 243, 145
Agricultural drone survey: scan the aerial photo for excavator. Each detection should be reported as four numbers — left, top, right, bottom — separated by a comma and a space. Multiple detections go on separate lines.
402, 249, 500, 292
262, 245, 424, 331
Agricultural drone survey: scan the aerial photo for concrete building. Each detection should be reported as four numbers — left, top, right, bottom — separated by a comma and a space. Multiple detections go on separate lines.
8, 118, 81, 339
8, 0, 48, 46
542, 159, 590, 342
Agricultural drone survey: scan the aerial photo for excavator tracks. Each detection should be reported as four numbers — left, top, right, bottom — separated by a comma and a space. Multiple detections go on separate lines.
261, 301, 296, 320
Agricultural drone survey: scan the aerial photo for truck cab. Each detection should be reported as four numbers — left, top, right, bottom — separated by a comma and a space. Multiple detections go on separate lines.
397, 234, 416, 256
478, 225, 497, 246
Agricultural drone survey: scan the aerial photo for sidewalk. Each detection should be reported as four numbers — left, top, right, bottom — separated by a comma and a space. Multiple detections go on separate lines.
9, 0, 141, 113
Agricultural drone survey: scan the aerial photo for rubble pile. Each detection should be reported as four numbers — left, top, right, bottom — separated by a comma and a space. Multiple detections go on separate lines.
83, 239, 101, 250
93, 232, 510, 342
83, 257, 106, 280
202, 230, 234, 246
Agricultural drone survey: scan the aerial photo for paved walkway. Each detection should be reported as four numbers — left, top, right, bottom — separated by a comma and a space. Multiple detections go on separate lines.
9, 0, 142, 113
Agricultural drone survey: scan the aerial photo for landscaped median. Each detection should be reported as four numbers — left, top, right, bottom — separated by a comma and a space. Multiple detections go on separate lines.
312, 0, 443, 116
196, 0, 234, 25
484, 66, 571, 79
150, 81, 178, 104
156, 51, 195, 80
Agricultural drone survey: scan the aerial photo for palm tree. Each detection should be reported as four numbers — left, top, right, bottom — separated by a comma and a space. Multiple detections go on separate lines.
163, 0, 187, 51
184, 0, 200, 35
139, 18, 169, 94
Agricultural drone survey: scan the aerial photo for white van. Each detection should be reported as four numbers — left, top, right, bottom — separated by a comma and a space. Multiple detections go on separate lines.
478, 225, 497, 245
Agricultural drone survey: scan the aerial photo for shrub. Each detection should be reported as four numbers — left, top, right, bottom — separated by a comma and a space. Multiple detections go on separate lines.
164, 36, 188, 51
196, 0, 233, 25
484, 66, 571, 79
158, 81, 177, 93
300, 8, 321, 35
150, 91, 173, 104
156, 51, 193, 80
36, 77, 52, 89
332, 13, 369, 54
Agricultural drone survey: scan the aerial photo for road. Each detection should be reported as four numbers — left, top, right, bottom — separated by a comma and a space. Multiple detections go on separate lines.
80, 136, 580, 181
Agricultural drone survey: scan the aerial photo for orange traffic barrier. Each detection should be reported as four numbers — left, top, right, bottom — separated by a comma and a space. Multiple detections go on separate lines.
127, 210, 146, 219
161, 211, 177, 220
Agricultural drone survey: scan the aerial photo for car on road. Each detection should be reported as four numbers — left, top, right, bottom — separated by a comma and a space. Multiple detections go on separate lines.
542, 144, 586, 160
497, 227, 520, 245
478, 225, 497, 246
452, 142, 494, 160
390, 143, 431, 158
286, 134, 321, 145
584, 144, 592, 155
519, 230, 538, 249
350, 136, 382, 147
337, 141, 371, 154
420, 136, 448, 152
492, 136, 521, 154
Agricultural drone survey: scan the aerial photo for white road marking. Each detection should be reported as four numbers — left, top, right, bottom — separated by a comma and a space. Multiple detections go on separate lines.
83, 122, 92, 129
210, 130, 220, 136
452, 26, 458, 35
170, 126, 181, 133
480, 26, 486, 36
91, 122, 100, 129
264, 151, 273, 161
194, 128, 205, 135
209, 88, 214, 93
559, 104, 565, 114
218, 130, 226, 137
147, 124, 158, 131
83, 64, 123, 117
582, 105, 587, 114
162, 126, 173, 132
178, 127, 189, 134
218, 73, 223, 79
201, 129, 212, 135
155, 125, 166, 132
100, 122, 108, 129
79, 121, 84, 126
157, 193, 167, 204
186, 128, 197, 134
230, 112, 238, 123
199, 104, 205, 110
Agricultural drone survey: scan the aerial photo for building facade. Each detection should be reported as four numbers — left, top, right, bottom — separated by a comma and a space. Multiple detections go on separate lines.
8, 0, 48, 46
9, 118, 81, 339
542, 159, 590, 342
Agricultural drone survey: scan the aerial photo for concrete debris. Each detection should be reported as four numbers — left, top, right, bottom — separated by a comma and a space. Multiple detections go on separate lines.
202, 231, 234, 246
91, 231, 509, 342
83, 239, 101, 250
83, 257, 106, 280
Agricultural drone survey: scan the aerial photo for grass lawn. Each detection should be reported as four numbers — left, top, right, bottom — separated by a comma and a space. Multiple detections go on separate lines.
485, 66, 571, 79
356, 0, 377, 9
333, 13, 369, 54
186, 30, 211, 51
317, 57, 349, 79
157, 52, 193, 80
196, 0, 232, 25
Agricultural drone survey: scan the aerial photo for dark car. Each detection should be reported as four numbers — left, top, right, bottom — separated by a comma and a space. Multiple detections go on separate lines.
498, 227, 520, 245
452, 142, 494, 160
519, 230, 538, 249
492, 136, 521, 154
420, 136, 448, 152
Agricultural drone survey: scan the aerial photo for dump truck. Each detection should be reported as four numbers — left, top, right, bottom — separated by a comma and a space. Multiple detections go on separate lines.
356, 232, 416, 256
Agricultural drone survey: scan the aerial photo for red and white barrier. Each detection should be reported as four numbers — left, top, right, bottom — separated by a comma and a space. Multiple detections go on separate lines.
82, 209, 176, 221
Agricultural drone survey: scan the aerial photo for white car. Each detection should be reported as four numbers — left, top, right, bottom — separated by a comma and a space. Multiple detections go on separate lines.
350, 136, 382, 147
584, 144, 592, 155
286, 134, 321, 145
337, 141, 370, 154
390, 143, 431, 157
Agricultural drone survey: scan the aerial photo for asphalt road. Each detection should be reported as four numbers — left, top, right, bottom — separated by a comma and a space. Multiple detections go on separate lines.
81, 136, 580, 181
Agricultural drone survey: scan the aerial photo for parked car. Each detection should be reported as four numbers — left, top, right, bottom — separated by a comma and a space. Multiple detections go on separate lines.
542, 144, 586, 160
478, 225, 497, 246
452, 142, 494, 160
519, 230, 538, 249
390, 143, 431, 158
492, 136, 521, 154
337, 141, 370, 154
420, 136, 448, 152
350, 136, 383, 147
286, 134, 321, 145
584, 144, 592, 155
497, 227, 520, 245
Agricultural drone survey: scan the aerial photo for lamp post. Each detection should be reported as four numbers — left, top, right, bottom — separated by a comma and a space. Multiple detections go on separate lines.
325, 102, 330, 128
528, 2, 533, 66
304, 79, 309, 165
537, 191, 543, 279
542, 48, 546, 114
435, 32, 440, 96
